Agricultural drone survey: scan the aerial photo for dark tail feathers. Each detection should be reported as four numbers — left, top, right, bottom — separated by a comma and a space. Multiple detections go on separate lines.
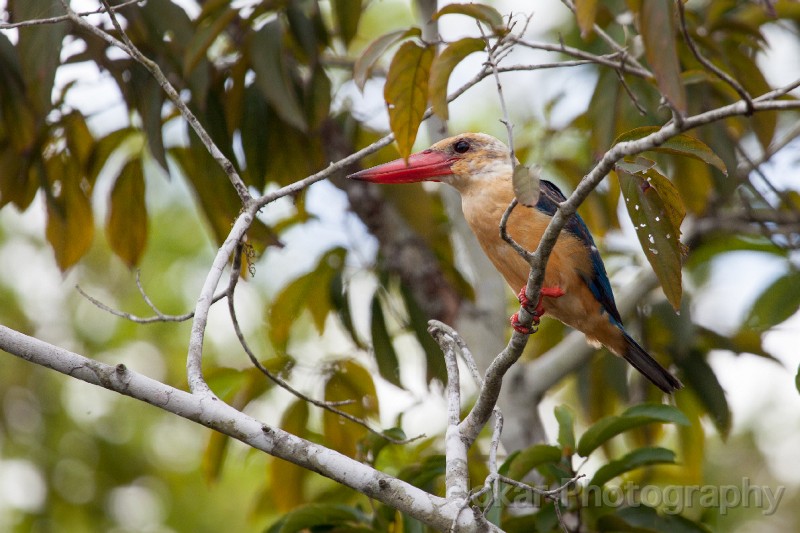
622, 332, 683, 393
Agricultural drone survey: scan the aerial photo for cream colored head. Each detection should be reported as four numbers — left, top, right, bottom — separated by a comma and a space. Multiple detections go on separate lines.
428, 133, 513, 190
347, 132, 514, 191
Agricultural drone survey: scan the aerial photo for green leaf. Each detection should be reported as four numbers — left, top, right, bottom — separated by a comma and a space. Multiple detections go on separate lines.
45, 156, 95, 271
271, 400, 310, 512
796, 363, 800, 394
675, 350, 731, 438
589, 447, 676, 487
604, 505, 711, 533
277, 503, 365, 532
353, 28, 421, 92
512, 164, 540, 207
370, 293, 403, 388
641, 0, 686, 115
183, 7, 238, 76
305, 65, 332, 131
285, 0, 329, 63
14, 0, 66, 115
745, 270, 800, 331
577, 403, 689, 457
129, 65, 168, 171
399, 282, 447, 384
107, 158, 148, 268
506, 444, 562, 480
554, 405, 576, 455
617, 165, 686, 311
332, 0, 362, 48
429, 37, 485, 119
433, 3, 505, 31
384, 41, 435, 161
329, 272, 365, 349
323, 359, 379, 458
251, 19, 307, 132
614, 127, 728, 175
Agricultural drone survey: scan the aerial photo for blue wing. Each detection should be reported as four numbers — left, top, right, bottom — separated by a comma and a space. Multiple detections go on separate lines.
535, 180, 623, 325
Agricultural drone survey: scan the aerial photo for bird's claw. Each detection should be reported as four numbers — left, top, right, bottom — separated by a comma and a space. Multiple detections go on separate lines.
516, 286, 564, 316
511, 312, 538, 335
512, 286, 565, 334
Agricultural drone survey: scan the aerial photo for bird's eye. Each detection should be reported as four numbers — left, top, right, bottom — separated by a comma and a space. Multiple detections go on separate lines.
453, 140, 470, 154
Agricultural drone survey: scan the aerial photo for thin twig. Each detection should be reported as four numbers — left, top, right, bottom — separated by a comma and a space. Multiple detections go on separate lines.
677, 0, 754, 115
559, 0, 649, 74
615, 65, 648, 116
512, 37, 652, 79
225, 242, 420, 445
428, 320, 483, 386
76, 284, 227, 324
499, 198, 533, 261
0, 0, 143, 29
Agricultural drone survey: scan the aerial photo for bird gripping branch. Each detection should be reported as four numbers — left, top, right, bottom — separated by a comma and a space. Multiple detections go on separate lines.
349, 133, 682, 393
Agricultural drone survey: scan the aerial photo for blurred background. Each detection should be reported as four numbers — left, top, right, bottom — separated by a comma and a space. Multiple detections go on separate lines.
0, 0, 799, 531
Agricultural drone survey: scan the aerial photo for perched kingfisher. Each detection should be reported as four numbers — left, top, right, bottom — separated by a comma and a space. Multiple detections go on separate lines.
348, 133, 682, 393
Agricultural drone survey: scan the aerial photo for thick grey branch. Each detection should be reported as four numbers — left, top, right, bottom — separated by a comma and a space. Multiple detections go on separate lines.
0, 325, 499, 533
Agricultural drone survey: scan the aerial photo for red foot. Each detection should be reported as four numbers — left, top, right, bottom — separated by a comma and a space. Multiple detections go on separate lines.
512, 286, 565, 335
511, 312, 538, 334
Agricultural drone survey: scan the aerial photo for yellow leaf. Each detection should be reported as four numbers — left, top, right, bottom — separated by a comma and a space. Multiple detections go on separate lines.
323, 359, 379, 458
384, 41, 435, 160
45, 156, 94, 271
575, 0, 598, 37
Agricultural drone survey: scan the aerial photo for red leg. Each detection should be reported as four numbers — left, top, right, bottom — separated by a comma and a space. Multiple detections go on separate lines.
512, 286, 565, 334
510, 312, 538, 334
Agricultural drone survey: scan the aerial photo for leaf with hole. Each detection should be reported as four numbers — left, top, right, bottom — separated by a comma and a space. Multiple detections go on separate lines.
614, 127, 727, 175
617, 165, 686, 310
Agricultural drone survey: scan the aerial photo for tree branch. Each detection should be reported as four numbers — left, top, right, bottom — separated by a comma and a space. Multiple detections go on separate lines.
0, 325, 500, 532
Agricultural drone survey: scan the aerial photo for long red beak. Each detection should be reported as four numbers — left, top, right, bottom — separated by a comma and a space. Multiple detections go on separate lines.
348, 149, 456, 183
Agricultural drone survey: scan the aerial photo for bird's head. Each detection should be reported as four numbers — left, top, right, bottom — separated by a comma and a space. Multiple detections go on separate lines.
347, 133, 513, 190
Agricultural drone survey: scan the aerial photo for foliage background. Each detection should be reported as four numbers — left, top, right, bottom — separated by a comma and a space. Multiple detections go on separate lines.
0, 0, 799, 531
